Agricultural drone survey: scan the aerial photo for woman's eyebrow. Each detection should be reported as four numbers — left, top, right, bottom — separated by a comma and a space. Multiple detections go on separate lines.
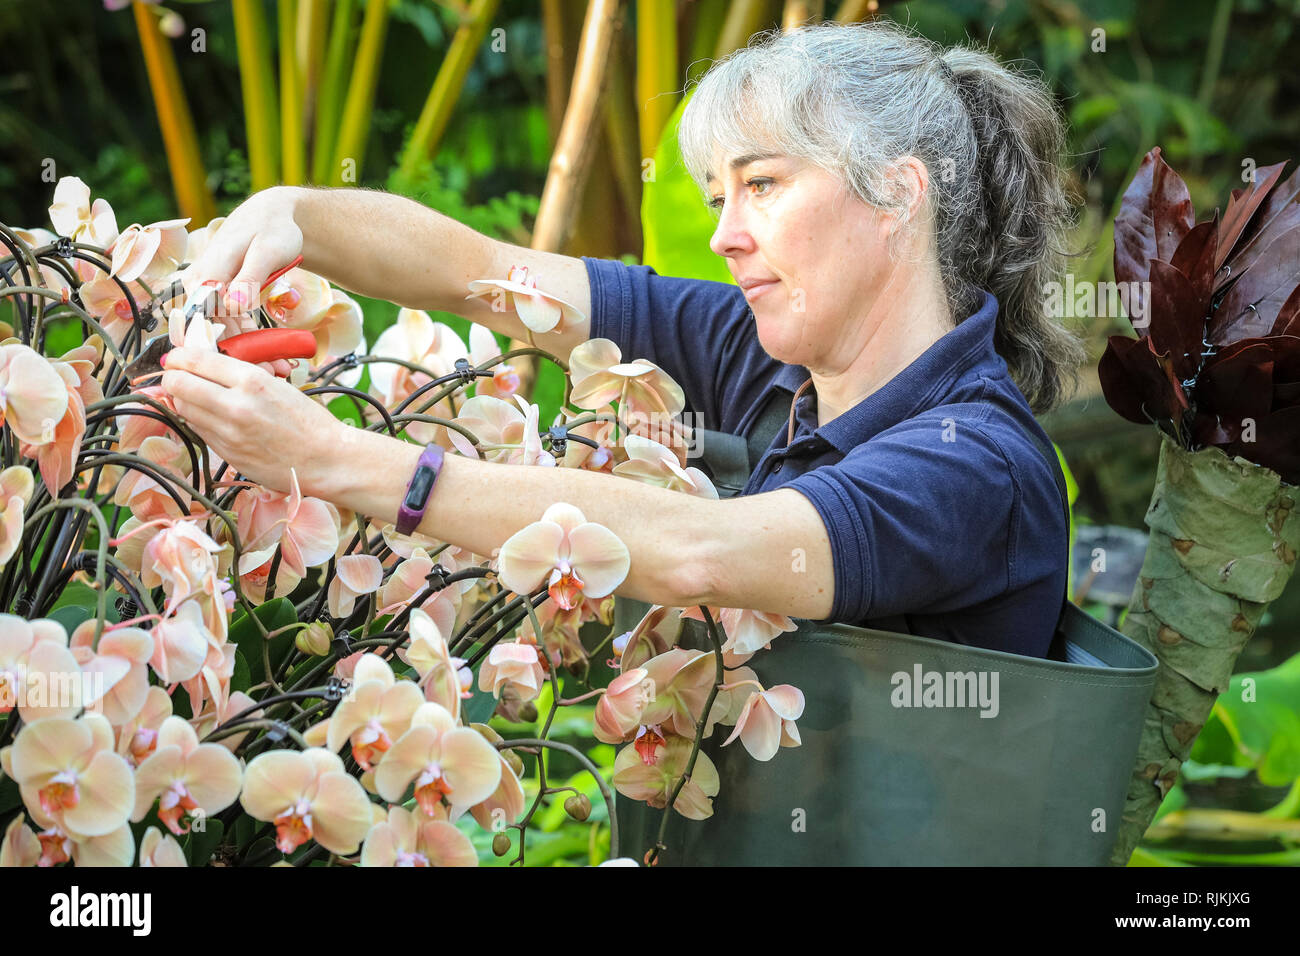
705, 152, 782, 184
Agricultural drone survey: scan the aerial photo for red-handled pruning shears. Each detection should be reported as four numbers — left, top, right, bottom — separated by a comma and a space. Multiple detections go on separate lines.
126, 255, 313, 380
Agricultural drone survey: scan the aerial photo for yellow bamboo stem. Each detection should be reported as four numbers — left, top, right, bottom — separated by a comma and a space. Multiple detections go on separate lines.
511, 0, 625, 398
280, 0, 305, 185
330, 0, 393, 186
541, 0, 575, 153
782, 0, 824, 30
834, 0, 880, 22
298, 0, 329, 182
714, 0, 776, 60
312, 0, 359, 184
396, 0, 505, 180
232, 0, 281, 190
131, 2, 216, 224
636, 0, 678, 162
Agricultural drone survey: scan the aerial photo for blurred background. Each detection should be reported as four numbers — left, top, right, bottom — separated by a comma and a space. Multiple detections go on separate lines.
2, 0, 1300, 865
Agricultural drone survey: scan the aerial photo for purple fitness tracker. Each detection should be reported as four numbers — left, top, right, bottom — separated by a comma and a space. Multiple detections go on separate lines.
396, 443, 446, 536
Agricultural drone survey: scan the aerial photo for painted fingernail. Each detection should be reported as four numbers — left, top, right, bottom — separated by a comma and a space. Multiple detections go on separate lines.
226, 289, 247, 311
159, 353, 168, 368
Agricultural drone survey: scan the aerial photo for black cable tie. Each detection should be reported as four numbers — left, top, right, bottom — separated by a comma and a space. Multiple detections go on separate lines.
115, 597, 138, 620
52, 236, 75, 258
323, 676, 348, 702
453, 357, 479, 386
331, 628, 353, 658
547, 424, 568, 458
340, 352, 360, 369
264, 721, 290, 743
425, 563, 451, 591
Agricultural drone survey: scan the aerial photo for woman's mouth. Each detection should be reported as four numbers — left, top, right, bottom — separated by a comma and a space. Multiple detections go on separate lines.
741, 279, 779, 300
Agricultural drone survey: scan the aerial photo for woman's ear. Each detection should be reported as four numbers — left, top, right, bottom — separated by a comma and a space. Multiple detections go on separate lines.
882, 155, 931, 236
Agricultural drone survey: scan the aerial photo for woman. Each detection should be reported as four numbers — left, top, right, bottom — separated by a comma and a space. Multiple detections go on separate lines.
163, 20, 1083, 662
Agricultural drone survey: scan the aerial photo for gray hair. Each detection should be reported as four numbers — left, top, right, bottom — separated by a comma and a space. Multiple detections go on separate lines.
678, 19, 1085, 414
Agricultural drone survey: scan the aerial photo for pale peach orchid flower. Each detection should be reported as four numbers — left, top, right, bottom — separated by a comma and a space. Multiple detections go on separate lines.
325, 653, 426, 773
612, 733, 720, 820
76, 271, 154, 347
720, 680, 805, 762
617, 604, 684, 672
464, 265, 586, 335
0, 343, 70, 447
448, 393, 555, 466
476, 640, 546, 706
189, 688, 258, 755
401, 607, 470, 720
178, 632, 237, 722
0, 614, 84, 722
0, 465, 35, 571
594, 668, 656, 745
240, 748, 373, 856
496, 502, 630, 612
134, 516, 227, 621
235, 469, 340, 601
367, 309, 468, 444
139, 826, 188, 866
11, 226, 85, 297
567, 338, 686, 425
114, 684, 173, 767
516, 591, 614, 671
679, 606, 799, 662
110, 218, 191, 285
374, 700, 502, 820
622, 405, 695, 468
182, 215, 225, 265
613, 433, 718, 498
132, 715, 243, 835
265, 274, 364, 368
111, 435, 193, 522
20, 337, 104, 495
361, 804, 478, 867
0, 815, 41, 868
468, 752, 526, 833
2, 713, 135, 839
638, 648, 728, 740
48, 176, 119, 248
375, 546, 461, 637
148, 598, 211, 685
467, 322, 520, 399
327, 553, 384, 618
167, 306, 222, 352
68, 619, 154, 727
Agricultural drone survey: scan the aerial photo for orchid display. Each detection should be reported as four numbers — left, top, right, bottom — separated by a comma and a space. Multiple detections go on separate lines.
0, 177, 805, 867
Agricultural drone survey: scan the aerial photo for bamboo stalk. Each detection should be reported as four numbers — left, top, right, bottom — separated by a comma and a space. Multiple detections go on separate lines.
510, 0, 625, 399
232, 0, 282, 190
279, 0, 305, 185
298, 0, 329, 181
396, 0, 505, 181
541, 0, 575, 153
602, 7, 641, 234
312, 0, 359, 184
130, 2, 216, 224
329, 0, 393, 186
834, 0, 880, 22
782, 0, 824, 31
714, 0, 775, 60
636, 0, 678, 162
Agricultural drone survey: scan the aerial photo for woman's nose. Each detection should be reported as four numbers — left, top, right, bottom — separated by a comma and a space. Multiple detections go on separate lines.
709, 200, 756, 259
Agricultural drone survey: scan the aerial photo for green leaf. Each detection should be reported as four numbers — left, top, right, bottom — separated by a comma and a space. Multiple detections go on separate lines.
1190, 651, 1300, 786
229, 598, 298, 688
641, 89, 734, 284
184, 818, 225, 867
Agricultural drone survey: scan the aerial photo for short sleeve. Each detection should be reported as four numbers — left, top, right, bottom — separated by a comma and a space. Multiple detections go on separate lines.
784, 416, 1033, 625
582, 257, 783, 434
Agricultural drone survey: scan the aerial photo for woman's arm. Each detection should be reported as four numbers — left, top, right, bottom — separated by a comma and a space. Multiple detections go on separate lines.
307, 421, 836, 620
288, 186, 594, 360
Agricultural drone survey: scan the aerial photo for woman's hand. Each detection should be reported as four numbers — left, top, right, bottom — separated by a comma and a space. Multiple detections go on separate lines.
160, 346, 347, 498
179, 187, 306, 378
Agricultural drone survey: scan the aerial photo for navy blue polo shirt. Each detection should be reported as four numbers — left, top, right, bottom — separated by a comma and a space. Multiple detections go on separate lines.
581, 257, 1068, 658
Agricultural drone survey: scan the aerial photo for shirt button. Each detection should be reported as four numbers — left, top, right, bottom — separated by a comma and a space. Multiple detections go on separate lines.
773, 460, 784, 474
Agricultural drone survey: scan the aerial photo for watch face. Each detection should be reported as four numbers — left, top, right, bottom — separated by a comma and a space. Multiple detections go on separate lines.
404, 467, 436, 510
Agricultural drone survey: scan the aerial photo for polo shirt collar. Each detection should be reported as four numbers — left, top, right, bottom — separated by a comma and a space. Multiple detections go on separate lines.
768, 289, 1001, 451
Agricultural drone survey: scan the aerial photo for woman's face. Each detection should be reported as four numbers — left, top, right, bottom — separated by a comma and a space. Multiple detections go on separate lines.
706, 151, 901, 373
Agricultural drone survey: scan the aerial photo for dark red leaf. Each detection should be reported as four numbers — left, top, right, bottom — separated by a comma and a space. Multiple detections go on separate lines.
1218, 406, 1300, 484
1171, 216, 1219, 311
1270, 284, 1300, 338
1147, 259, 1208, 380
1113, 147, 1195, 287
1197, 341, 1274, 423
1214, 161, 1287, 273
1098, 333, 1189, 426
1210, 226, 1300, 345
1220, 161, 1300, 290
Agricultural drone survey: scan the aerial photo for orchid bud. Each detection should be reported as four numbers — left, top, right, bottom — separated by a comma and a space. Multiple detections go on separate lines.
518, 701, 539, 723
296, 621, 333, 656
564, 794, 591, 822
492, 832, 512, 856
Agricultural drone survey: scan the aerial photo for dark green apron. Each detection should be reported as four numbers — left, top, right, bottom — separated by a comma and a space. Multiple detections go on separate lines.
613, 392, 1159, 866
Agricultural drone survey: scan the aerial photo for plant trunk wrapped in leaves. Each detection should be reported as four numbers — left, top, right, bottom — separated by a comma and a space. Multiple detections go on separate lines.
1099, 147, 1300, 865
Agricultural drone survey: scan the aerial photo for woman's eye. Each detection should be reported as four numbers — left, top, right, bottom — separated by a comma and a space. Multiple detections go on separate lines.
707, 178, 773, 210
